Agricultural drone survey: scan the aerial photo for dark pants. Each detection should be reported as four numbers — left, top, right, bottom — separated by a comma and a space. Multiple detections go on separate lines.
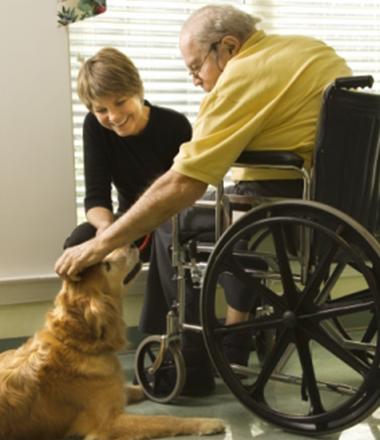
139, 179, 303, 344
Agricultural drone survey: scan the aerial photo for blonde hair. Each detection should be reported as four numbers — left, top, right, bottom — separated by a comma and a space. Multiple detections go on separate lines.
77, 48, 144, 111
181, 4, 261, 51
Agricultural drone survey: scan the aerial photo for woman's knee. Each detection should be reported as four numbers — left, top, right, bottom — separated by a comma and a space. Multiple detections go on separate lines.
63, 222, 97, 249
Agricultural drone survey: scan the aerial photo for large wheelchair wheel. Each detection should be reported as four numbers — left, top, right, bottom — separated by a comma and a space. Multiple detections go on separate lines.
201, 200, 380, 435
135, 335, 186, 403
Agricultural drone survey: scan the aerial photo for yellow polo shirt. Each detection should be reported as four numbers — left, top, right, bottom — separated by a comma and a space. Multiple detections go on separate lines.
172, 30, 352, 186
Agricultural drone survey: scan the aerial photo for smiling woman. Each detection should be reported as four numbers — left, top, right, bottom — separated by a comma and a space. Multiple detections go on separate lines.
91, 95, 150, 137
63, 47, 192, 262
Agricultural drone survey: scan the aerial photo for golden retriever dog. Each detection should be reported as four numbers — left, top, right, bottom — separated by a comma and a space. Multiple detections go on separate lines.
0, 244, 225, 440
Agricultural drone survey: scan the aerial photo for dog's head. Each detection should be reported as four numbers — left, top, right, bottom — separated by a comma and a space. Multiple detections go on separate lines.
46, 244, 142, 354
80, 243, 142, 298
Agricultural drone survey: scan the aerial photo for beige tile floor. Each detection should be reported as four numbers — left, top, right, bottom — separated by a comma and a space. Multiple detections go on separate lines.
119, 351, 380, 440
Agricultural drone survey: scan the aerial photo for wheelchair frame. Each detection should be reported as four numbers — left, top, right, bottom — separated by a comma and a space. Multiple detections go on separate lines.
135, 76, 380, 436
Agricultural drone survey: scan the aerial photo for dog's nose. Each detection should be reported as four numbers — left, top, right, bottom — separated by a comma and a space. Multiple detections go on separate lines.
130, 243, 137, 249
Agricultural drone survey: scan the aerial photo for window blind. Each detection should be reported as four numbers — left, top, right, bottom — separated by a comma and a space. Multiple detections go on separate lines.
68, 0, 380, 223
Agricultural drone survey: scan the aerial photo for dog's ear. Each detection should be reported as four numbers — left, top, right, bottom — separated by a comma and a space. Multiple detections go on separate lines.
82, 289, 117, 340
80, 288, 128, 351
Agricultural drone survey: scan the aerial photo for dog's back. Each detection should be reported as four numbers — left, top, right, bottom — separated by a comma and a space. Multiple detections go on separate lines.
0, 333, 58, 439
0, 328, 127, 440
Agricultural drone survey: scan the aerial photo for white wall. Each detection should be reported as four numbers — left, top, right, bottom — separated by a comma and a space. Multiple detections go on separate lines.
0, 1, 76, 303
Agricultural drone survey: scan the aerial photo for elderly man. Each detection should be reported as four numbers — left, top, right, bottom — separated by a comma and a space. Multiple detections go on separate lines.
56, 4, 352, 395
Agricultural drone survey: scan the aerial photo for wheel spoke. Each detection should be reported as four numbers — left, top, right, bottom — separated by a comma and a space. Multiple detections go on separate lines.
361, 314, 378, 343
299, 296, 375, 323
302, 322, 375, 380
314, 263, 346, 306
297, 239, 342, 310
213, 315, 283, 340
248, 329, 293, 398
271, 223, 298, 308
295, 330, 325, 415
221, 257, 286, 311
147, 347, 157, 363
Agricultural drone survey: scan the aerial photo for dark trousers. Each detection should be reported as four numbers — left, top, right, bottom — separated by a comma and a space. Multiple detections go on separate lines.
139, 179, 303, 345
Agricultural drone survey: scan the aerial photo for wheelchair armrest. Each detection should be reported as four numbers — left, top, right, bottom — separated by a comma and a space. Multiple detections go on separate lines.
234, 151, 304, 169
227, 151, 305, 214
334, 75, 374, 90
225, 195, 272, 213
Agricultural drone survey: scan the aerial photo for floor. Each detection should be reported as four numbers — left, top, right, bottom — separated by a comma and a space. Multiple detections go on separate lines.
117, 351, 380, 440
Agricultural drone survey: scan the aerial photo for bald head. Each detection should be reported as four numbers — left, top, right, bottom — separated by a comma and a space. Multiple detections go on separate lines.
180, 4, 260, 52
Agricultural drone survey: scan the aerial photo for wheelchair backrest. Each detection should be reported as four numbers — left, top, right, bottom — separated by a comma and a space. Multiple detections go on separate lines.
311, 76, 380, 240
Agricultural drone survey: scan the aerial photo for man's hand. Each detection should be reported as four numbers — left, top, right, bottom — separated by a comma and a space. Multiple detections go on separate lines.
54, 238, 108, 282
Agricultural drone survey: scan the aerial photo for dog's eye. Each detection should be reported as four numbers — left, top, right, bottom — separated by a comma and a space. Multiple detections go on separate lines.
104, 261, 111, 272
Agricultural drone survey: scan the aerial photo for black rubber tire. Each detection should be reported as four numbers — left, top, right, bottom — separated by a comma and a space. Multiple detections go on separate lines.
201, 200, 380, 435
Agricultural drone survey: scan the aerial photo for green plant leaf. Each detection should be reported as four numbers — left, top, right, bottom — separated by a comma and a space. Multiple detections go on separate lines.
77, 0, 95, 13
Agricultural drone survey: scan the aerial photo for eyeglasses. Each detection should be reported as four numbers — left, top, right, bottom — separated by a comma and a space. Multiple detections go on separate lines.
188, 41, 221, 80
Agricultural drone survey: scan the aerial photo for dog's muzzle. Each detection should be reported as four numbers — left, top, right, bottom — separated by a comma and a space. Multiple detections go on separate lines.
123, 261, 142, 285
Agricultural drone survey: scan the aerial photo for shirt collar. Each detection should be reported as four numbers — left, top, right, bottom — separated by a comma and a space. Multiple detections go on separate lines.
240, 29, 267, 53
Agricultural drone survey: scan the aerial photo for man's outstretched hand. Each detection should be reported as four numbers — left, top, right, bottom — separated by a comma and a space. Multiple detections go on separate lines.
55, 238, 108, 281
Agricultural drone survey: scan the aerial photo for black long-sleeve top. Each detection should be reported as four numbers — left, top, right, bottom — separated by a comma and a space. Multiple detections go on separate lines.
83, 101, 192, 214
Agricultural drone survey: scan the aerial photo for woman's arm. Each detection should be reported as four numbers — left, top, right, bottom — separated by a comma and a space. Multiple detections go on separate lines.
86, 206, 114, 236
83, 113, 114, 213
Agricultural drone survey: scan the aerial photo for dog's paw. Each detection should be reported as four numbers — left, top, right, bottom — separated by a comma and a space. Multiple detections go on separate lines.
195, 418, 226, 435
124, 384, 146, 404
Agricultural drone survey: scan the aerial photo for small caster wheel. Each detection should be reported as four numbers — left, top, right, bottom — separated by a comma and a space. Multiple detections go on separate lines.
135, 335, 186, 403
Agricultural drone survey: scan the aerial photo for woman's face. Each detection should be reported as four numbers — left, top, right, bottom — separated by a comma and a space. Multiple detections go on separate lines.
92, 94, 147, 137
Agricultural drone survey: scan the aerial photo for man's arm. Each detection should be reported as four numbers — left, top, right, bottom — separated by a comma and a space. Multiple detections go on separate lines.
55, 170, 208, 281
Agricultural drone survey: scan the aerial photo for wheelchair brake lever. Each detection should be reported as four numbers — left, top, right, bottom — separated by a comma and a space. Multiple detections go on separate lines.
188, 240, 203, 287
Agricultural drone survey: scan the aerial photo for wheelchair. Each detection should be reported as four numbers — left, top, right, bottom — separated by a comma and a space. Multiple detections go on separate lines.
135, 76, 380, 436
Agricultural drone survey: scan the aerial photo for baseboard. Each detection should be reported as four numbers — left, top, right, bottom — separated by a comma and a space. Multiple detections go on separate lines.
0, 326, 149, 354
0, 267, 148, 306
0, 336, 29, 353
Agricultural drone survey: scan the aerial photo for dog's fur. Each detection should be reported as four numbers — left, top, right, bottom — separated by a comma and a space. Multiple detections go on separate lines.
0, 245, 225, 440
